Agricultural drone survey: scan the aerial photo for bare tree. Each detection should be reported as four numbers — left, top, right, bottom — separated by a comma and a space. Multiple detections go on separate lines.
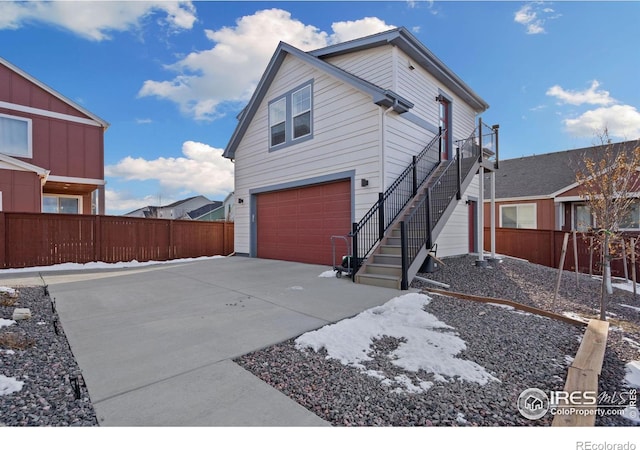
574, 130, 640, 320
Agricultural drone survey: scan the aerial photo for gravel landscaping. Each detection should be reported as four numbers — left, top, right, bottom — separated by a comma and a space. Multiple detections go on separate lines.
235, 255, 640, 427
0, 286, 97, 426
1, 254, 639, 427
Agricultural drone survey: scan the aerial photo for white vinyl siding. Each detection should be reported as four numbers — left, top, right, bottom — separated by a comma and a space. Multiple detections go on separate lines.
324, 46, 394, 90
436, 176, 480, 257
0, 113, 32, 158
233, 55, 381, 255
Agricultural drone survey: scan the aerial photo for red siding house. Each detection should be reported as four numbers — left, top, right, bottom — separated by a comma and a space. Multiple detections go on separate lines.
483, 140, 640, 232
0, 56, 109, 214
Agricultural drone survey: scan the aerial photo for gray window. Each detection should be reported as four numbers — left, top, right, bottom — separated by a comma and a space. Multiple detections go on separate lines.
268, 80, 313, 150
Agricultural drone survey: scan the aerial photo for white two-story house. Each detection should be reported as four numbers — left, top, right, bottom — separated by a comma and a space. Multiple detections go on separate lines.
223, 27, 498, 289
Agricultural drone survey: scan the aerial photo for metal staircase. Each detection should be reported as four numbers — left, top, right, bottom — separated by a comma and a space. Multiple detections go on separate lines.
351, 121, 498, 289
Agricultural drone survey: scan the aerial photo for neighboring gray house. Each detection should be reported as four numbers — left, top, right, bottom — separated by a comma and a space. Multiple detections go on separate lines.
223, 27, 498, 289
125, 195, 214, 220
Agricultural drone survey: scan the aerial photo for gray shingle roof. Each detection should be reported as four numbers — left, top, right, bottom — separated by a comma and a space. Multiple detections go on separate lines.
486, 140, 639, 199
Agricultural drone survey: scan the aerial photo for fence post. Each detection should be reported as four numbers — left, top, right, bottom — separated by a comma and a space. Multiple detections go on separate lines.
426, 191, 433, 249
169, 220, 174, 260
378, 193, 385, 240
0, 212, 5, 269
94, 215, 102, 262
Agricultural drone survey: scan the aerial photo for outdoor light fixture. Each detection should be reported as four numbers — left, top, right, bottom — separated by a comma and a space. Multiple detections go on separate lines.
361, 178, 369, 187
238, 198, 244, 204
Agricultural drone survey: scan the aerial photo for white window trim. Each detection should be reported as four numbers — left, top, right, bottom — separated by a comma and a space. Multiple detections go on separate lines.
0, 112, 33, 158
0, 191, 3, 211
42, 193, 83, 214
499, 203, 537, 229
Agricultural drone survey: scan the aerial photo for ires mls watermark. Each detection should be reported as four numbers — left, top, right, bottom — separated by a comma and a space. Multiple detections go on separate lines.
517, 387, 638, 420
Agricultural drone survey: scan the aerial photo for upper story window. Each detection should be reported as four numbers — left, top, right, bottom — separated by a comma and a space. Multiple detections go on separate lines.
268, 80, 313, 150
0, 113, 32, 158
500, 203, 536, 229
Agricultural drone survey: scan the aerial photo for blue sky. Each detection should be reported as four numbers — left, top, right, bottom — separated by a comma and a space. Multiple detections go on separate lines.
1, 1, 639, 215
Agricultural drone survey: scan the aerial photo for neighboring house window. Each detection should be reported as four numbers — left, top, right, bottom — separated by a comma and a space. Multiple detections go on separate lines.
500, 204, 536, 229
0, 113, 32, 158
621, 200, 640, 230
574, 203, 593, 231
43, 195, 82, 214
268, 80, 313, 150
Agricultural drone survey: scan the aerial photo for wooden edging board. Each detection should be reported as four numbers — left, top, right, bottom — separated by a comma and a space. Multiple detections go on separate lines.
422, 288, 589, 327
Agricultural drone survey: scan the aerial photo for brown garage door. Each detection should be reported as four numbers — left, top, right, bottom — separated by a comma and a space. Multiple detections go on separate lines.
257, 179, 351, 265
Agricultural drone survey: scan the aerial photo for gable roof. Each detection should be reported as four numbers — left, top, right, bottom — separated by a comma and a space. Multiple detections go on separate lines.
223, 27, 487, 160
0, 56, 110, 129
487, 140, 639, 199
309, 27, 488, 113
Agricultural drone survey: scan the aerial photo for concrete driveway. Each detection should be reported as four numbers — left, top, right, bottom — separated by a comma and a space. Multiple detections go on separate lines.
0, 257, 400, 426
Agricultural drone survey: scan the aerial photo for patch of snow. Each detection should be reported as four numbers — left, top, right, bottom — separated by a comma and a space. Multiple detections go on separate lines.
620, 304, 640, 313
613, 280, 638, 293
0, 375, 24, 396
37, 321, 46, 326
456, 412, 468, 424
486, 303, 515, 311
318, 270, 337, 278
562, 311, 589, 322
625, 361, 640, 388
392, 374, 432, 394
565, 355, 575, 366
623, 337, 640, 350
295, 292, 500, 388
0, 286, 17, 296
0, 255, 226, 274
1, 350, 15, 355
288, 286, 304, 291
0, 318, 16, 329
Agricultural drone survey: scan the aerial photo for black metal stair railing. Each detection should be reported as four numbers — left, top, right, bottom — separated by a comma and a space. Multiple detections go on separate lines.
399, 127, 486, 289
350, 128, 446, 274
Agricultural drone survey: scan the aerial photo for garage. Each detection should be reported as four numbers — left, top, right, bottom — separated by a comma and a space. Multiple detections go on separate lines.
256, 179, 351, 265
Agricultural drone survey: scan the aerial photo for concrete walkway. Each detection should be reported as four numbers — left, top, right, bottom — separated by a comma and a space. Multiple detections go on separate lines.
0, 257, 400, 426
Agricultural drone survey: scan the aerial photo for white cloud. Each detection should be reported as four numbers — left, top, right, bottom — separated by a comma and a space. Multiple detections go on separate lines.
0, 1, 196, 41
105, 141, 234, 200
138, 9, 394, 120
546, 80, 616, 106
514, 2, 560, 35
564, 105, 640, 139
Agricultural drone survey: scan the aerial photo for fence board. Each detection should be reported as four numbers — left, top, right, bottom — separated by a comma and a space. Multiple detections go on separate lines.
0, 212, 233, 269
484, 227, 640, 278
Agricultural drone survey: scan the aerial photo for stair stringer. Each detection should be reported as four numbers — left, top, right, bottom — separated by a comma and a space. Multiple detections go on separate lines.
405, 157, 482, 285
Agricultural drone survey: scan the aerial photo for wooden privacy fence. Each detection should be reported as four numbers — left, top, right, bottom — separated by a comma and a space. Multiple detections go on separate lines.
0, 212, 234, 269
484, 227, 640, 278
